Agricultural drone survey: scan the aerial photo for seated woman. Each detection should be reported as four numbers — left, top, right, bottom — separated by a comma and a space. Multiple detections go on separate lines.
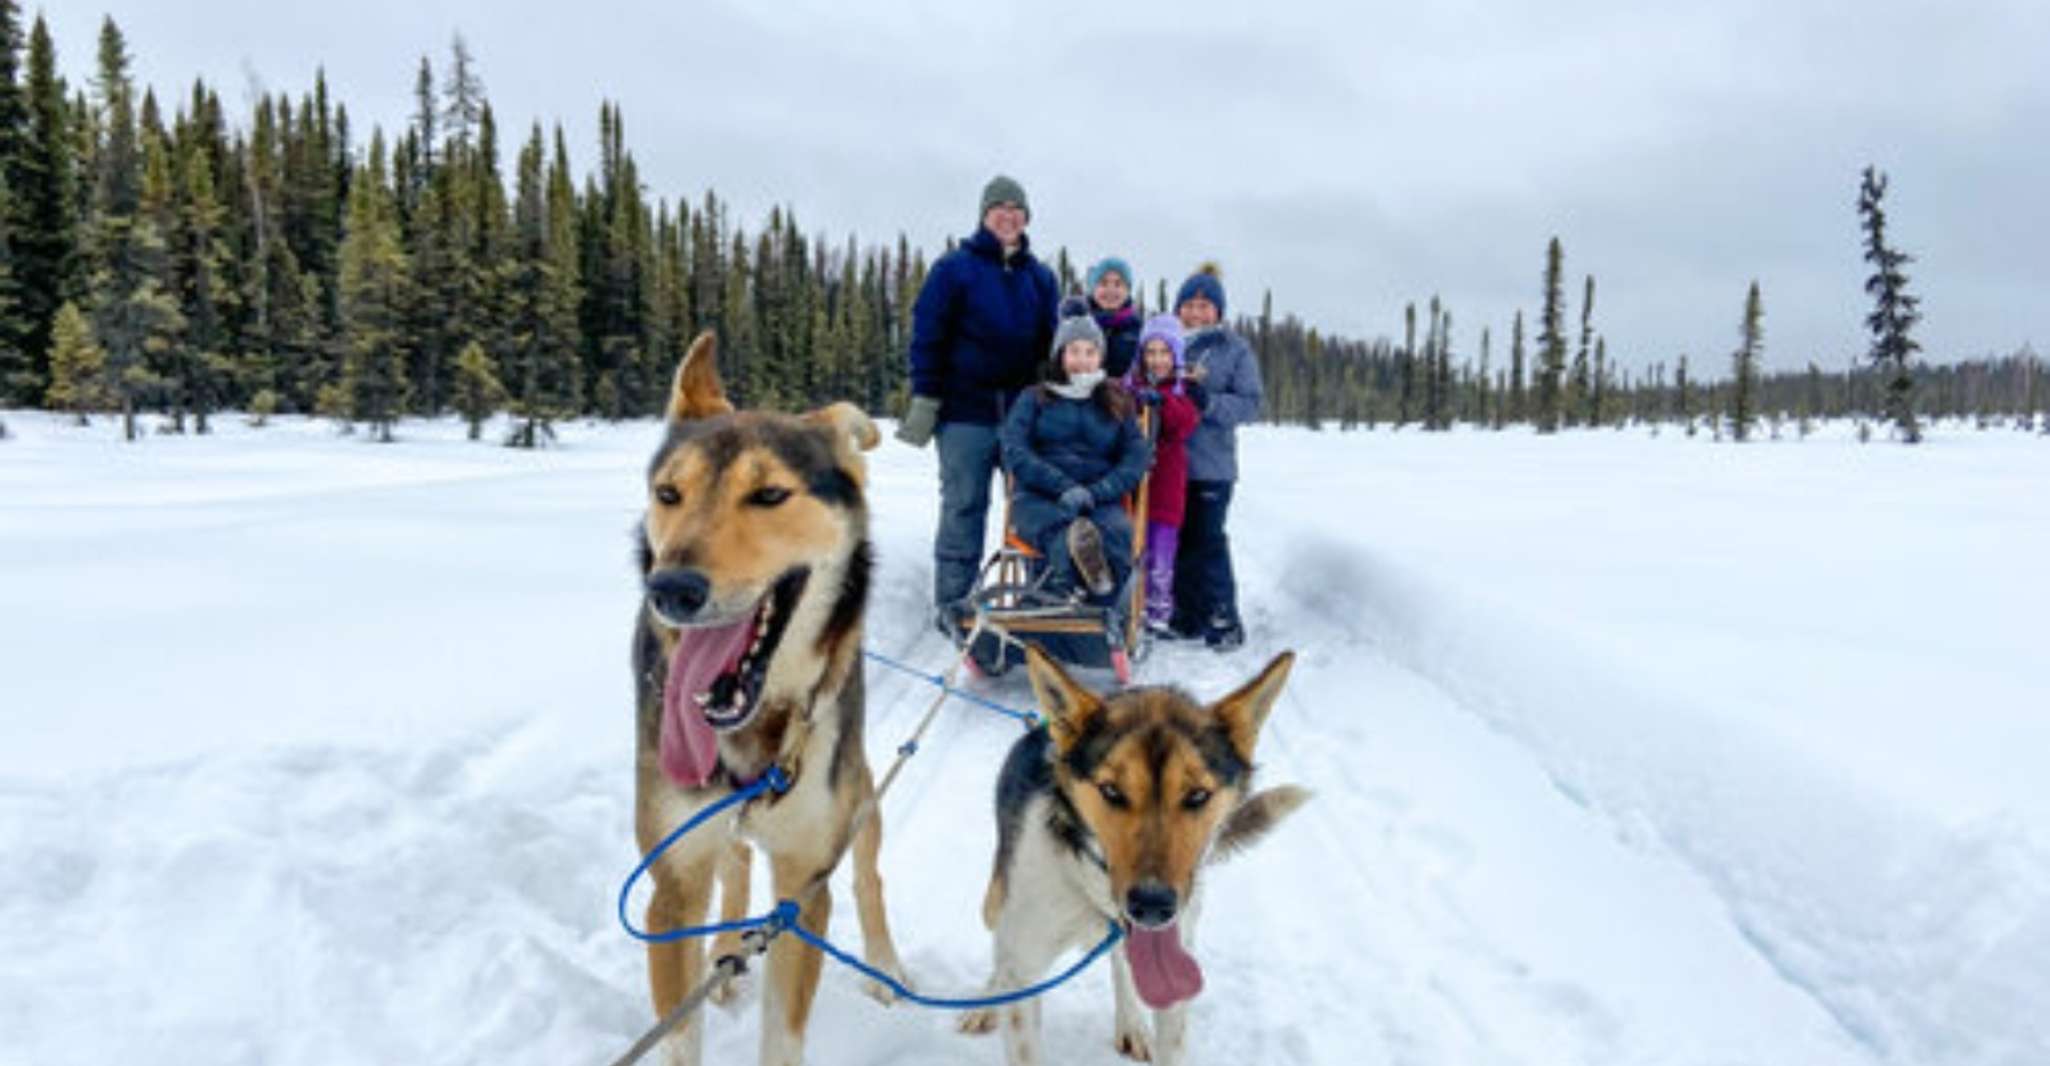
1000, 313, 1153, 601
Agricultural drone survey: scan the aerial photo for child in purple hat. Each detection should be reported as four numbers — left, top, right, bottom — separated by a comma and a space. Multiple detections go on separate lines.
1126, 315, 1203, 634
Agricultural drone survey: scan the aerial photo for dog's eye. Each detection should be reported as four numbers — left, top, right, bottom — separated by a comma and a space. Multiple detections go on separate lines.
654, 485, 682, 507
747, 486, 792, 508
1097, 782, 1129, 809
1182, 788, 1212, 811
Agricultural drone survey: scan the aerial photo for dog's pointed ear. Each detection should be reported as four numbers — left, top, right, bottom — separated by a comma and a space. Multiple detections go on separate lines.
1209, 785, 1312, 865
1024, 644, 1103, 754
1211, 651, 1293, 763
667, 331, 732, 423
804, 402, 881, 454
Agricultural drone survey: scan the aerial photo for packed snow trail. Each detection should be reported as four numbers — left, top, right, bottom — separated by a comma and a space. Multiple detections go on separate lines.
3, 412, 2044, 1065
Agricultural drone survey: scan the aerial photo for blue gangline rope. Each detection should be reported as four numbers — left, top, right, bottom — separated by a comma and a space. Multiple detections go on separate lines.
776, 901, 1125, 1010
615, 651, 1120, 1010
616, 767, 790, 944
862, 648, 1041, 728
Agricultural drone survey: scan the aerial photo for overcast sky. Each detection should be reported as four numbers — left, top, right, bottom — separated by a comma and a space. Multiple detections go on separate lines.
46, 0, 2050, 374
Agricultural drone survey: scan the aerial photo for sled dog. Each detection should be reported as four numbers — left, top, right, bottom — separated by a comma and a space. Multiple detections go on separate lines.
963, 645, 1309, 1065
632, 331, 905, 1066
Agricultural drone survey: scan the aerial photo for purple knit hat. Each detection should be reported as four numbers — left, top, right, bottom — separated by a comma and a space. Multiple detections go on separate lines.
1132, 314, 1186, 389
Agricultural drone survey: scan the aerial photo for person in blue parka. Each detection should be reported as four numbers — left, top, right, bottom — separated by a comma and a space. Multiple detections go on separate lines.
895, 176, 1061, 634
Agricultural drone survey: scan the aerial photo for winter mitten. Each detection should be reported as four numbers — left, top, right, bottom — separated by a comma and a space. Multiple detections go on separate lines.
895, 395, 941, 447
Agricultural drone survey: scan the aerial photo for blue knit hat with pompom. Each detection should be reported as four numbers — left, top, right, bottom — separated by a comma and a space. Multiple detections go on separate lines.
1174, 261, 1227, 319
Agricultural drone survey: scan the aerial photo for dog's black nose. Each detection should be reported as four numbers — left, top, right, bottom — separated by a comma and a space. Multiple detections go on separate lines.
1125, 881, 1178, 928
647, 569, 711, 620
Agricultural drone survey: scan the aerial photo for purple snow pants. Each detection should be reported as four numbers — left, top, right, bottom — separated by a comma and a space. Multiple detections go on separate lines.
1144, 521, 1181, 626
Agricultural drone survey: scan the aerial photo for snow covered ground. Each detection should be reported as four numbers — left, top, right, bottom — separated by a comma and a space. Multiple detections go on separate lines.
3, 409, 2045, 1066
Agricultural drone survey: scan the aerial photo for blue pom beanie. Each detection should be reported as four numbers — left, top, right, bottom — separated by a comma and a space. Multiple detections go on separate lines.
1174, 262, 1227, 319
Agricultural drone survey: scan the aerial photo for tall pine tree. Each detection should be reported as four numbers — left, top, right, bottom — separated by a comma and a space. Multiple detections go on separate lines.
1567, 274, 1594, 426
1857, 166, 1922, 443
86, 18, 183, 441
169, 120, 232, 432
1534, 237, 1567, 433
335, 130, 409, 441
1509, 309, 1526, 425
14, 16, 74, 396
0, 0, 30, 395
502, 123, 580, 446
1730, 281, 1762, 442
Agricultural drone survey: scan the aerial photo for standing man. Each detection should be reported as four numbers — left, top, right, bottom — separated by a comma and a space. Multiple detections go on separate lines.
896, 176, 1061, 635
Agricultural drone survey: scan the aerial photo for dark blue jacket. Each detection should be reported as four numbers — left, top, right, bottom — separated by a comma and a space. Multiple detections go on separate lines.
907, 228, 1061, 426
1000, 388, 1152, 543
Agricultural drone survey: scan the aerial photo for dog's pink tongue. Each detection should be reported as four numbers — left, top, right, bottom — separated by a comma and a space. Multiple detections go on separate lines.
659, 616, 755, 788
1124, 922, 1203, 1009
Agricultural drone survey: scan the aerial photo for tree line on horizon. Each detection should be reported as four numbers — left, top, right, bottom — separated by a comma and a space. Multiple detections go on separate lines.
2, 12, 2041, 446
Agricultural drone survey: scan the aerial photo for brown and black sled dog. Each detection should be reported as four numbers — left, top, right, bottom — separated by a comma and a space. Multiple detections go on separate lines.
632, 331, 905, 1066
962, 646, 1309, 1066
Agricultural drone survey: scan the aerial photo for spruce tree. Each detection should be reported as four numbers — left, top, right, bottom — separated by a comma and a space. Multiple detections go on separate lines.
0, 0, 29, 391
1430, 301, 1453, 431
591, 107, 648, 415
1591, 335, 1607, 428
1800, 362, 1823, 438
471, 103, 514, 401
137, 124, 189, 430
1857, 166, 1922, 443
335, 130, 409, 441
169, 128, 232, 432
442, 35, 483, 156
1534, 237, 1567, 433
86, 18, 183, 441
716, 231, 755, 412
1730, 281, 1762, 442
0, 178, 22, 397
450, 338, 504, 439
404, 156, 459, 412
2023, 349, 2042, 432
239, 95, 314, 413
1423, 297, 1443, 429
1476, 325, 1491, 427
1567, 273, 1593, 426
411, 56, 436, 176
1509, 309, 1526, 424
1676, 354, 1694, 436
502, 123, 579, 447
45, 298, 106, 422
1398, 301, 1415, 427
15, 16, 74, 393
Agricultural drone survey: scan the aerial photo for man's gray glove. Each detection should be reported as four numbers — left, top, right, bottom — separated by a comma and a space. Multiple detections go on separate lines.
895, 395, 941, 448
1058, 485, 1095, 516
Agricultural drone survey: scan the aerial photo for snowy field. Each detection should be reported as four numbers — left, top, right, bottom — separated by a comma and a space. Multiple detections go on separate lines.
3, 409, 2046, 1066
